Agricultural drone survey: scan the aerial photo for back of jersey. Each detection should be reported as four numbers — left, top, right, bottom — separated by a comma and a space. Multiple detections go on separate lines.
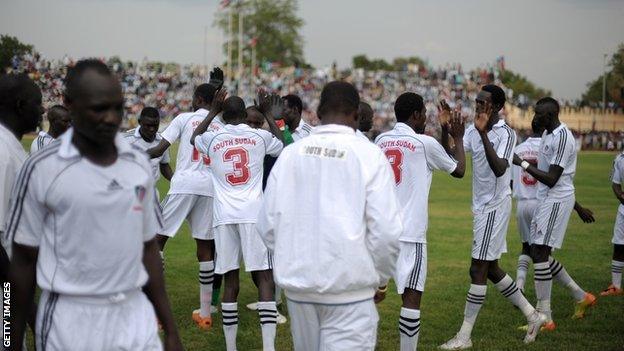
512, 137, 540, 200
161, 109, 223, 196
202, 124, 282, 226
375, 123, 456, 243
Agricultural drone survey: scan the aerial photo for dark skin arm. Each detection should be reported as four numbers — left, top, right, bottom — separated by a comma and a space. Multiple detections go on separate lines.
447, 107, 466, 178
474, 104, 508, 177
6, 244, 38, 351
257, 92, 285, 144
190, 89, 227, 146
147, 139, 171, 159
159, 162, 174, 181
512, 154, 563, 188
142, 238, 183, 351
574, 201, 595, 223
438, 100, 454, 156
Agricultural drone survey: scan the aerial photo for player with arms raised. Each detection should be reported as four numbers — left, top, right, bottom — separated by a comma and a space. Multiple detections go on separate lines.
375, 93, 466, 351
440, 85, 546, 349
147, 68, 225, 330
191, 90, 284, 351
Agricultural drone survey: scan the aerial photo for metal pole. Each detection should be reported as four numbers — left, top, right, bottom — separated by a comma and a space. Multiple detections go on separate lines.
227, 8, 233, 81
238, 8, 244, 95
203, 25, 207, 74
602, 53, 608, 113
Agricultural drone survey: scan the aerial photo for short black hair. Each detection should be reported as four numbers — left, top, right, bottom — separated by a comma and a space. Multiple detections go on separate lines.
394, 92, 424, 122
481, 84, 506, 110
317, 81, 360, 119
140, 106, 160, 119
536, 97, 560, 115
222, 96, 247, 121
47, 105, 69, 120
194, 84, 217, 105
0, 73, 40, 113
64, 59, 112, 102
282, 94, 303, 113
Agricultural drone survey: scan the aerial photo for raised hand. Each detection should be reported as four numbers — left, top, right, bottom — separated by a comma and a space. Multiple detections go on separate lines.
209, 67, 224, 90
448, 107, 465, 139
211, 88, 227, 114
258, 91, 285, 120
474, 101, 492, 132
438, 99, 452, 128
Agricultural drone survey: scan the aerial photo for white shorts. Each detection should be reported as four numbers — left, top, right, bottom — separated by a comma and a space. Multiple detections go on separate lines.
287, 298, 378, 351
516, 199, 538, 244
36, 290, 161, 351
160, 194, 213, 240
613, 210, 624, 245
530, 196, 575, 249
214, 223, 271, 274
395, 242, 427, 294
472, 197, 511, 261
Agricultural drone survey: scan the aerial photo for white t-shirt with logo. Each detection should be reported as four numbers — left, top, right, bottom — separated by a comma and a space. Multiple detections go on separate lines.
463, 119, 516, 213
124, 127, 170, 182
536, 123, 576, 201
161, 109, 224, 197
6, 128, 162, 295
512, 137, 541, 201
30, 131, 55, 153
194, 123, 283, 226
375, 122, 457, 243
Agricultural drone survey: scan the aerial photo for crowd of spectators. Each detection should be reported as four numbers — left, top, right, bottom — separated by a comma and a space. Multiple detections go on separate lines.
6, 52, 623, 151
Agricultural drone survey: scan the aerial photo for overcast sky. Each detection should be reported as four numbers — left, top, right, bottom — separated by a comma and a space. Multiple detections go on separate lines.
1, 0, 623, 99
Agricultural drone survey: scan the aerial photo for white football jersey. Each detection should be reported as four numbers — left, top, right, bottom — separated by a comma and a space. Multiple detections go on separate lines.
292, 120, 312, 141
194, 123, 283, 226
161, 109, 224, 197
124, 127, 170, 182
375, 122, 457, 243
536, 123, 576, 201
0, 123, 27, 238
611, 152, 624, 214
512, 137, 541, 200
5, 128, 162, 295
30, 131, 55, 153
463, 119, 516, 213
355, 129, 370, 141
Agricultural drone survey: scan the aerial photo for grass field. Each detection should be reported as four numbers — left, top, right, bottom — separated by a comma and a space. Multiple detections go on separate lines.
21, 135, 624, 350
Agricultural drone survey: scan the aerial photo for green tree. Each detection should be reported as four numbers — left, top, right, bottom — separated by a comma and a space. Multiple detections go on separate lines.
215, 0, 305, 68
582, 44, 624, 106
0, 35, 33, 71
499, 69, 551, 102
352, 54, 370, 69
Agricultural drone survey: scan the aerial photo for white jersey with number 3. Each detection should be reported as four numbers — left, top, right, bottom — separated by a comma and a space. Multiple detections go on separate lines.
194, 123, 283, 226
161, 108, 224, 197
512, 137, 541, 200
375, 122, 457, 243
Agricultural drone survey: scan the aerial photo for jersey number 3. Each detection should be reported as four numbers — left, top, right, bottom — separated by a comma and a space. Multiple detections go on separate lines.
224, 147, 250, 185
384, 148, 403, 184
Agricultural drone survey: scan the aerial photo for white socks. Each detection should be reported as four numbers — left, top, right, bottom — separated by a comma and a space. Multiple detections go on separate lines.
534, 262, 552, 320
495, 274, 535, 318
516, 254, 531, 291
222, 302, 238, 351
458, 284, 486, 340
549, 257, 585, 302
611, 260, 624, 288
257, 301, 277, 351
199, 261, 214, 318
399, 307, 420, 351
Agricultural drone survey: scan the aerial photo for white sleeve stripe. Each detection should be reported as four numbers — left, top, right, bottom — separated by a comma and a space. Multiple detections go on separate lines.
5, 144, 60, 243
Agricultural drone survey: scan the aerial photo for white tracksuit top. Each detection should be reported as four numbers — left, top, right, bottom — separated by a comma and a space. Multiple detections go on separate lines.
257, 124, 402, 304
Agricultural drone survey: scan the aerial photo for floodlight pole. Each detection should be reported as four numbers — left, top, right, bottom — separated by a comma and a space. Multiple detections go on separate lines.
602, 53, 607, 113
238, 4, 244, 95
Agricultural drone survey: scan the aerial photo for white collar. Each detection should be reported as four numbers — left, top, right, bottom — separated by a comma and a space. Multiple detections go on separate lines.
58, 128, 134, 159
311, 124, 355, 135
394, 122, 417, 135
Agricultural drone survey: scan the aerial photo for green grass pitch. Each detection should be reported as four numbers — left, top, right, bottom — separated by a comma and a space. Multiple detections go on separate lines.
20, 136, 624, 350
